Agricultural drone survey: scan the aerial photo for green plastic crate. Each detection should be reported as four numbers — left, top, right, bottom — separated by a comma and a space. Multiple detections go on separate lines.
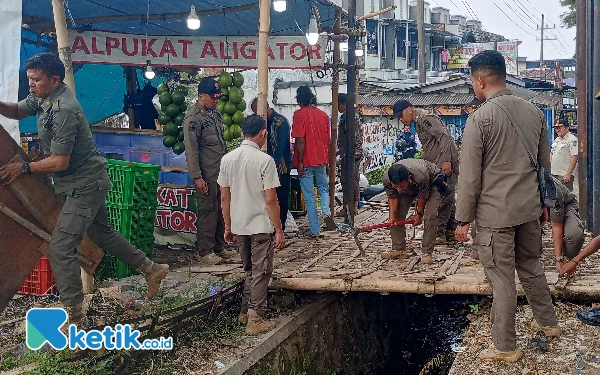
106, 203, 157, 242
105, 159, 160, 207
96, 244, 153, 280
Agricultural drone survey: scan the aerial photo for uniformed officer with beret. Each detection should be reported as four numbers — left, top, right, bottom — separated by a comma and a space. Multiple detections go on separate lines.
0, 52, 169, 327
184, 77, 235, 264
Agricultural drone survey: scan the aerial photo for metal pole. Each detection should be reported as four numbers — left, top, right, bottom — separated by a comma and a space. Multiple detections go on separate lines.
52, 0, 93, 294
592, 0, 600, 235
540, 14, 544, 65
51, 0, 76, 93
417, 0, 426, 83
329, 11, 341, 216
257, 0, 271, 127
345, 0, 357, 227
125, 67, 137, 129
576, 0, 588, 223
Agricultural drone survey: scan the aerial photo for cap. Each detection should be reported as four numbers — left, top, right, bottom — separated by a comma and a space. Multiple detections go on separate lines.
198, 78, 223, 97
338, 93, 347, 104
391, 99, 412, 119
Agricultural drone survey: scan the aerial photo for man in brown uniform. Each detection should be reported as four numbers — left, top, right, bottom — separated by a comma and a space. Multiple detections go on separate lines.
455, 50, 560, 362
382, 158, 450, 264
0, 53, 168, 326
393, 100, 459, 243
548, 176, 585, 270
336, 93, 363, 217
184, 78, 235, 264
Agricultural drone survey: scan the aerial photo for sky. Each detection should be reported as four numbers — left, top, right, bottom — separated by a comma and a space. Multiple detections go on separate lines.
429, 0, 576, 61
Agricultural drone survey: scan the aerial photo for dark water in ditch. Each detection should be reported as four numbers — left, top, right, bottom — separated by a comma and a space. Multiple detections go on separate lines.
247, 292, 473, 375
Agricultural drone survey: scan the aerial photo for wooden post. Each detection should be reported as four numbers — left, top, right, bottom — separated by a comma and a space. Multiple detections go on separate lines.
51, 0, 94, 294
125, 67, 138, 130
257, 0, 271, 152
51, 0, 75, 93
329, 12, 341, 215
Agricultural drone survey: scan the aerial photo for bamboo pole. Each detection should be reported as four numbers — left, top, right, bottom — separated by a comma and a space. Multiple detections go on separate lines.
51, 0, 94, 294
51, 0, 75, 93
257, 0, 271, 151
329, 11, 341, 216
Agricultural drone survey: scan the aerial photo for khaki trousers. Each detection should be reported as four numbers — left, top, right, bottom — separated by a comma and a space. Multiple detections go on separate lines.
562, 202, 585, 259
195, 182, 225, 255
49, 180, 148, 306
473, 219, 557, 351
437, 172, 457, 236
238, 233, 275, 316
390, 189, 442, 254
552, 174, 574, 191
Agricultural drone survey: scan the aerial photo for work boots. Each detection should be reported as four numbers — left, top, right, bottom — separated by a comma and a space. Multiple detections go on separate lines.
62, 300, 89, 333
322, 215, 337, 231
421, 253, 434, 265
137, 258, 169, 298
479, 346, 524, 362
238, 313, 249, 325
335, 207, 347, 218
532, 321, 562, 337
381, 250, 410, 260
245, 309, 276, 335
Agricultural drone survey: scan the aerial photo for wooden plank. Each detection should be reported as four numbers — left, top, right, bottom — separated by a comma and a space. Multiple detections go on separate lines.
446, 250, 465, 276
276, 244, 341, 278
434, 257, 454, 278
189, 264, 242, 273
403, 256, 420, 272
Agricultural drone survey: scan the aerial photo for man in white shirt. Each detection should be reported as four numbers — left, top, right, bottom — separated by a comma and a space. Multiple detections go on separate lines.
218, 114, 285, 335
550, 119, 578, 191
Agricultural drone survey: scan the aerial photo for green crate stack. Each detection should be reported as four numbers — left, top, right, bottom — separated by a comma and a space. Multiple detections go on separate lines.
96, 159, 160, 281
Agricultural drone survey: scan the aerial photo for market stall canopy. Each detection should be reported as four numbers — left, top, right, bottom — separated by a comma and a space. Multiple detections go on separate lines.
22, 0, 342, 36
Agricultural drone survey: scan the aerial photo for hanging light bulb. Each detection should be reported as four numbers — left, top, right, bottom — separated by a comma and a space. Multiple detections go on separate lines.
187, 5, 200, 30
144, 60, 155, 80
355, 40, 364, 57
305, 13, 319, 46
273, 0, 287, 12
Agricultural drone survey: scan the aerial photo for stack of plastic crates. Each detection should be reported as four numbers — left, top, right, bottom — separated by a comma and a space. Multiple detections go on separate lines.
96, 159, 160, 280
19, 256, 57, 295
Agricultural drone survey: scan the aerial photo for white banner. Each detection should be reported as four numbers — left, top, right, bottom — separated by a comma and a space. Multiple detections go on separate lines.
68, 30, 325, 69
361, 122, 386, 173
0, 0, 22, 142
497, 41, 518, 76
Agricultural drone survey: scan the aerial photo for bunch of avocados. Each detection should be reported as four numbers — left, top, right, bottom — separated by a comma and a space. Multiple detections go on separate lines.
158, 83, 188, 155
216, 71, 246, 142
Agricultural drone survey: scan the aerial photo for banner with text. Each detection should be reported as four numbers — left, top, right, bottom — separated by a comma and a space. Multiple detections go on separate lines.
69, 30, 325, 69
155, 187, 198, 234
362, 122, 386, 173
497, 41, 518, 75
447, 43, 495, 69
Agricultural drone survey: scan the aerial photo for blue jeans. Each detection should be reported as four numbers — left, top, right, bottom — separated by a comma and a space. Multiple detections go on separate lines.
299, 165, 331, 235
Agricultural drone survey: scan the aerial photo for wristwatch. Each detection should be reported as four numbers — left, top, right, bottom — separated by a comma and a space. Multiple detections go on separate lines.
555, 255, 566, 262
21, 162, 32, 176
416, 210, 424, 217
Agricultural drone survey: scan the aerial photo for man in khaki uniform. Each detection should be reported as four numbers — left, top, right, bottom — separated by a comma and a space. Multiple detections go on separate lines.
336, 93, 363, 217
393, 100, 459, 243
382, 158, 450, 264
548, 176, 584, 270
0, 53, 168, 326
184, 78, 235, 264
219, 115, 285, 334
455, 50, 559, 362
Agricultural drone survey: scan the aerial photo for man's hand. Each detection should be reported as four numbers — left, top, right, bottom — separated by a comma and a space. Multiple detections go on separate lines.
540, 207, 549, 226
0, 163, 23, 185
562, 174, 572, 184
224, 227, 235, 244
559, 260, 577, 278
442, 161, 452, 176
195, 178, 208, 194
555, 261, 565, 273
297, 163, 305, 177
274, 230, 285, 249
455, 224, 471, 243
409, 214, 422, 226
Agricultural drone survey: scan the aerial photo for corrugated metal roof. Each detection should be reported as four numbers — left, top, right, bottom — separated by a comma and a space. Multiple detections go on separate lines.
359, 93, 475, 106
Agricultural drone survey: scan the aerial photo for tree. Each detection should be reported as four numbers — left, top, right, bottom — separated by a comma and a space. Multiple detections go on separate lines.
559, 0, 576, 28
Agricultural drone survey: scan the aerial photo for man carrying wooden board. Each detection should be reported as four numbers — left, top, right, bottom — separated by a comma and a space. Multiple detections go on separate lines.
0, 52, 169, 328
